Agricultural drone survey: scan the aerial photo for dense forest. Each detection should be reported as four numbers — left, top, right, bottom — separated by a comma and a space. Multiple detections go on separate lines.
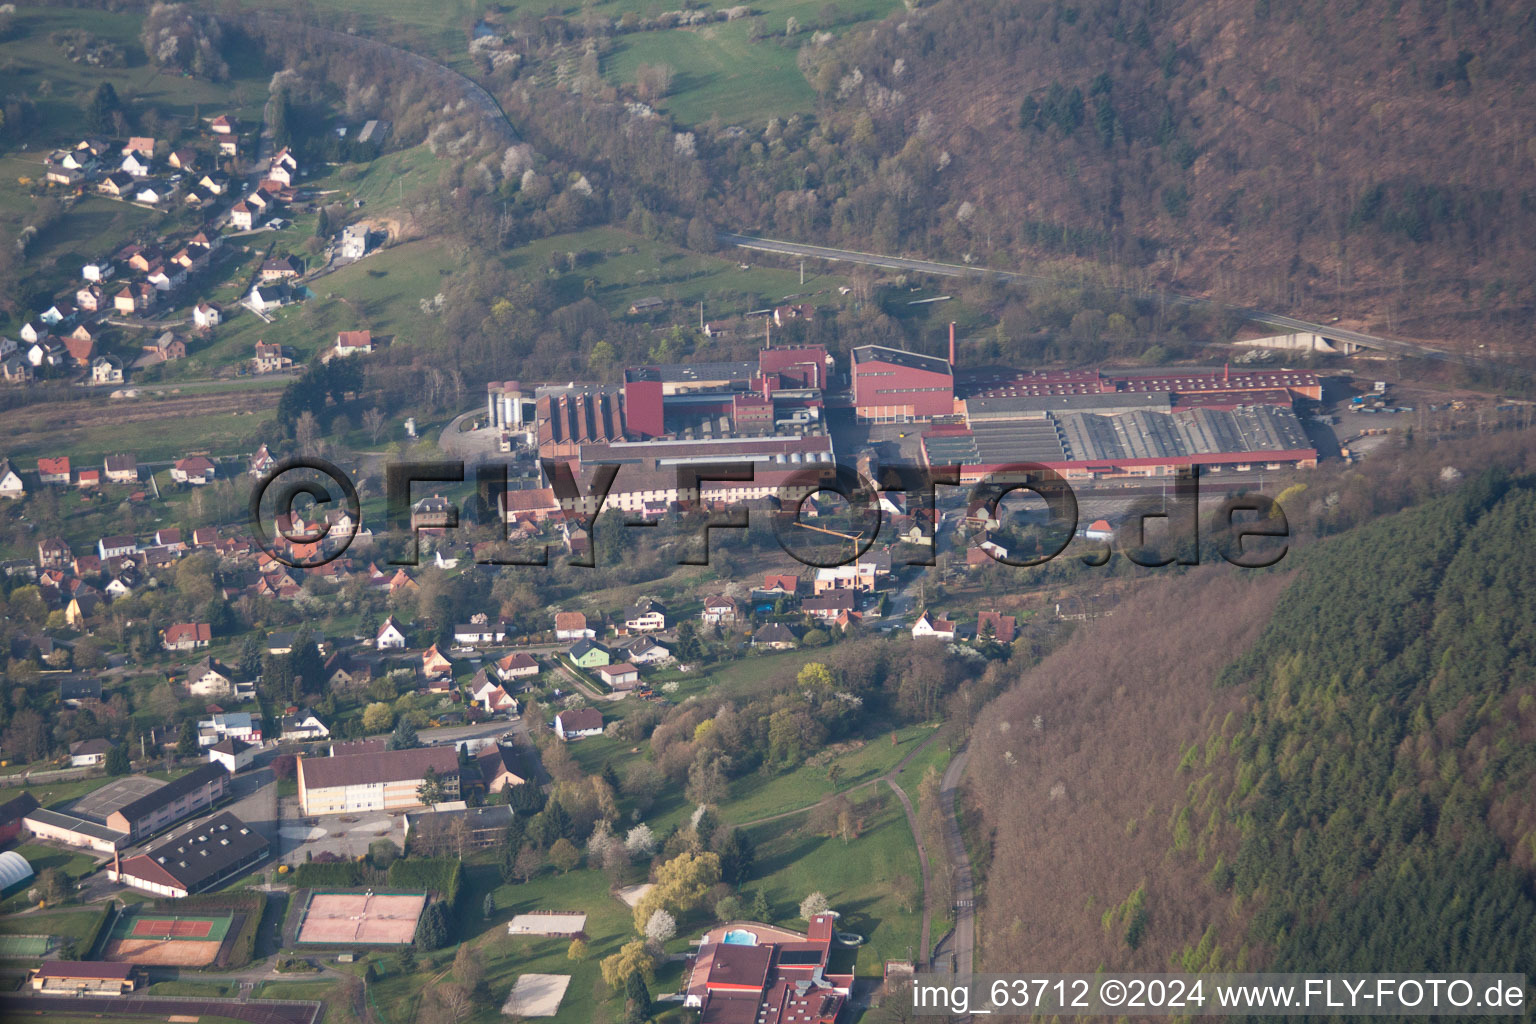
969, 460, 1536, 986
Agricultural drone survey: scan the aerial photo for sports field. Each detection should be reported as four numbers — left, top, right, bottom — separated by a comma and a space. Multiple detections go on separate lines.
101, 908, 234, 967
0, 934, 49, 957
295, 891, 425, 946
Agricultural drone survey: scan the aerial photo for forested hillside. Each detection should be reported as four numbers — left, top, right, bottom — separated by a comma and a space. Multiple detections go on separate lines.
727, 0, 1536, 349
970, 472, 1536, 977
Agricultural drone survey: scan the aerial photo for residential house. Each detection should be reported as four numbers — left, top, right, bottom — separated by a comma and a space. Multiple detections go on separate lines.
280, 707, 330, 741
1, 353, 31, 384
470, 672, 518, 714
333, 330, 373, 356
596, 662, 640, 691
76, 469, 101, 488
802, 590, 855, 621
475, 744, 531, 794
112, 287, 139, 315
197, 712, 260, 747
753, 622, 799, 650
104, 454, 138, 483
98, 535, 136, 559
554, 611, 594, 640
162, 622, 212, 652
183, 657, 234, 698
123, 137, 156, 158
0, 460, 25, 499
68, 738, 113, 767
621, 635, 672, 665
120, 151, 153, 178
773, 303, 815, 327
133, 183, 169, 205
81, 259, 115, 282
247, 284, 292, 312
622, 598, 668, 633
251, 341, 291, 373
141, 332, 186, 363
761, 573, 800, 596
99, 171, 134, 197
64, 334, 98, 366
249, 444, 277, 477
192, 302, 222, 329
495, 651, 540, 682
90, 356, 123, 385
567, 638, 611, 669
911, 611, 956, 642
210, 114, 235, 134
975, 610, 1017, 644
229, 201, 256, 230
207, 737, 255, 773
339, 223, 372, 259
168, 148, 198, 171
554, 708, 604, 741
453, 622, 506, 645
421, 644, 453, 680
701, 595, 739, 626
59, 679, 102, 707
376, 616, 407, 650
260, 255, 302, 281
37, 537, 71, 568
75, 284, 104, 312
171, 457, 216, 485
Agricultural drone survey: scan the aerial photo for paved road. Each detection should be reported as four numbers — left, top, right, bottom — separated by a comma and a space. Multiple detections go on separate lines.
719, 232, 1522, 373
930, 745, 975, 975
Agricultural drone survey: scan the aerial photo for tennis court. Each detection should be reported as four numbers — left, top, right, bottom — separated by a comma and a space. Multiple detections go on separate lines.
102, 908, 234, 966
295, 891, 426, 945
0, 934, 50, 957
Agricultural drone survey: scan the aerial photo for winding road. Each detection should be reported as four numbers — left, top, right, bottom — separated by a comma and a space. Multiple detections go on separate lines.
719, 232, 1518, 373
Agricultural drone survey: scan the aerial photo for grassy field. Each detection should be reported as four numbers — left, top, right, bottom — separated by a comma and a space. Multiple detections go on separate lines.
0, 905, 109, 946
745, 793, 923, 977
11, 843, 101, 882
599, 0, 902, 126
502, 225, 849, 323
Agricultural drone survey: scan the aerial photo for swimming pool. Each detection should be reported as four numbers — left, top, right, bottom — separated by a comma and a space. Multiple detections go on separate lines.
722, 929, 759, 945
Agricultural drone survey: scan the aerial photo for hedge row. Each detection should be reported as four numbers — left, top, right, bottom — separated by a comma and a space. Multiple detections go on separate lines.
386, 858, 463, 908
80, 904, 116, 960
290, 862, 383, 889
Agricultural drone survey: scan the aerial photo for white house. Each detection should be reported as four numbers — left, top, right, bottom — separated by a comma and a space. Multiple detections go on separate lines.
554, 611, 594, 641
554, 708, 604, 741
911, 611, 957, 642
495, 651, 540, 682
197, 712, 260, 747
171, 457, 217, 485
184, 657, 234, 698
69, 738, 112, 768
207, 737, 256, 773
121, 152, 153, 177
90, 356, 123, 385
376, 616, 407, 650
193, 302, 222, 328
280, 707, 330, 741
453, 623, 506, 645
622, 599, 668, 633
0, 460, 23, 500
621, 636, 672, 665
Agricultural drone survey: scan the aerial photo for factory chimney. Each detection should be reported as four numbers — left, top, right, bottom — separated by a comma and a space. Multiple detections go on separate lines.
948, 322, 956, 368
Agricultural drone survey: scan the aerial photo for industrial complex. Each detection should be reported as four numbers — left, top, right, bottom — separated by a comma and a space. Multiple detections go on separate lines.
489, 329, 1321, 513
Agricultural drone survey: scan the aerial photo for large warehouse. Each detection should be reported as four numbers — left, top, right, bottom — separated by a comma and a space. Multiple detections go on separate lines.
297, 745, 464, 816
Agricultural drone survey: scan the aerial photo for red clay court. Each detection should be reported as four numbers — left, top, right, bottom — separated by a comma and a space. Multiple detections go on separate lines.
296, 891, 426, 945
132, 917, 216, 938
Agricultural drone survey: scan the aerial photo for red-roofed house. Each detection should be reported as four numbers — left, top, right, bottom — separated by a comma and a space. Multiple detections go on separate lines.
333, 330, 373, 356
162, 622, 212, 651
975, 610, 1017, 644
171, 456, 216, 485
38, 456, 71, 484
